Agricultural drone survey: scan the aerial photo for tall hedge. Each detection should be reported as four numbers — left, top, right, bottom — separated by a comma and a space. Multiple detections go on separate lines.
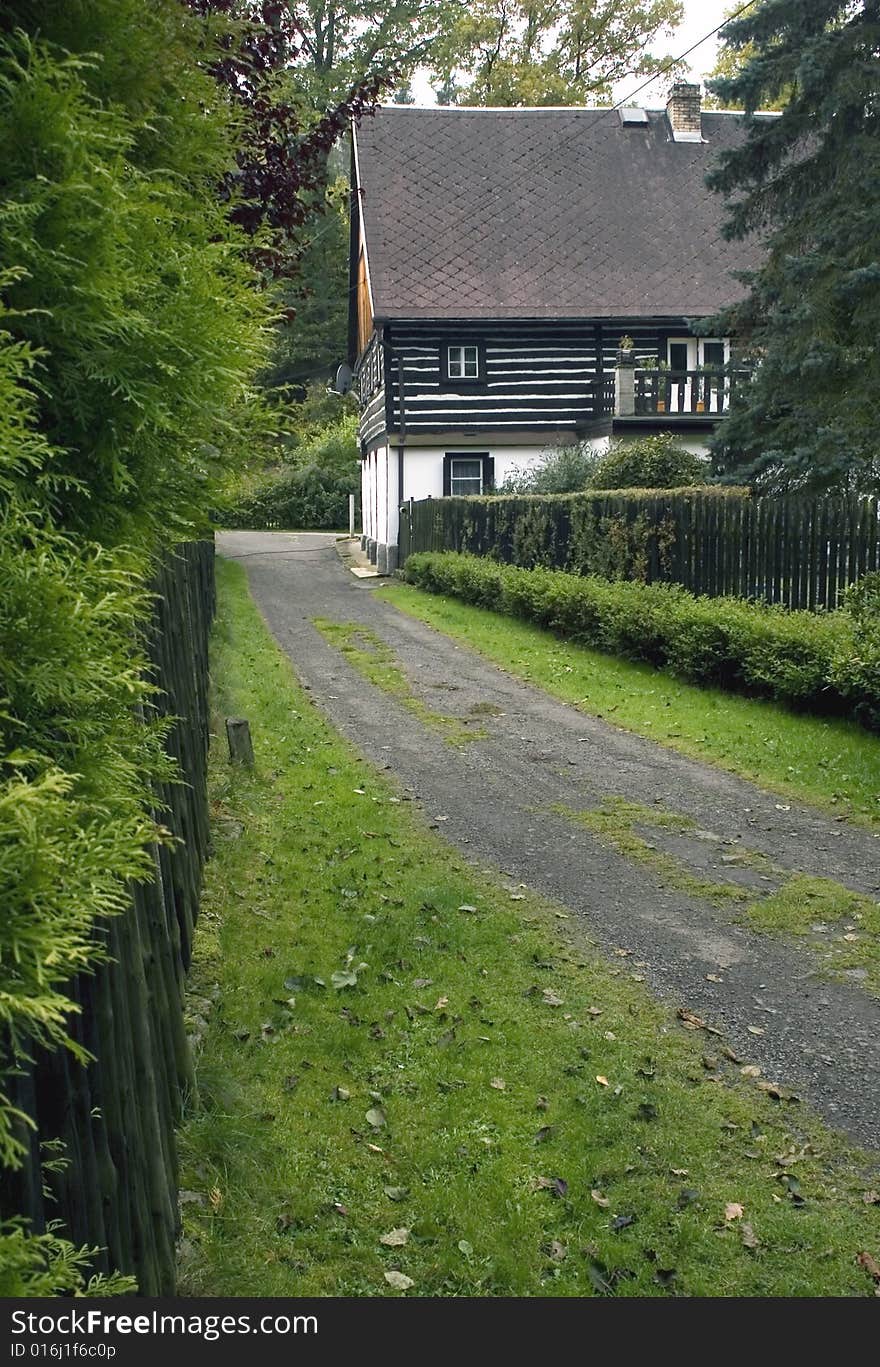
0, 2, 270, 1293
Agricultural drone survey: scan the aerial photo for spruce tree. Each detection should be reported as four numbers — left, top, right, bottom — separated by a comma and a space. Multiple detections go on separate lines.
705, 0, 880, 493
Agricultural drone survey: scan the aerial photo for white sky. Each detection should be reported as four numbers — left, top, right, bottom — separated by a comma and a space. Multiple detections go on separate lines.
614, 0, 735, 104
408, 0, 738, 107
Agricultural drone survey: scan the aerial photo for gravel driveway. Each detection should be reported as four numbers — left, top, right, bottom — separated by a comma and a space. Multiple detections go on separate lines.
218, 530, 880, 1149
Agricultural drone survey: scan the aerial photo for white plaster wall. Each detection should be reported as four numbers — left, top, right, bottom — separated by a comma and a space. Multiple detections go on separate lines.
376, 445, 389, 545
402, 446, 554, 502
360, 457, 372, 538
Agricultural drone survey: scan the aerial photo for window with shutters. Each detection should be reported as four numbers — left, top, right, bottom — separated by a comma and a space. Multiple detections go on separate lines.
443, 452, 493, 496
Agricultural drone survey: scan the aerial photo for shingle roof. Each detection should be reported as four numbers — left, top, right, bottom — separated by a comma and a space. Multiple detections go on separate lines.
353, 106, 768, 321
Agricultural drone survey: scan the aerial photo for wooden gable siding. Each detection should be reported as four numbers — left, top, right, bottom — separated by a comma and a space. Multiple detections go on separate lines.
387, 322, 604, 435
356, 249, 373, 356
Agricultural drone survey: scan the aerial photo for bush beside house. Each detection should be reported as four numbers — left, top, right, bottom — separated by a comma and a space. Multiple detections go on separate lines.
223, 411, 359, 530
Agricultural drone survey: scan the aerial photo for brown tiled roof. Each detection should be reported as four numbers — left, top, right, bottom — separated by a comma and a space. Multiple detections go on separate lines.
354, 106, 767, 321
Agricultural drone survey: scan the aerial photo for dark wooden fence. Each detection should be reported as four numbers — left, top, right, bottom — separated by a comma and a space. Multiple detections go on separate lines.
398, 492, 880, 611
0, 540, 215, 1295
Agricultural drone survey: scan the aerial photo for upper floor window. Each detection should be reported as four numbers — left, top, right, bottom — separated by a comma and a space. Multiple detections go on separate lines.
448, 344, 479, 378
441, 342, 486, 387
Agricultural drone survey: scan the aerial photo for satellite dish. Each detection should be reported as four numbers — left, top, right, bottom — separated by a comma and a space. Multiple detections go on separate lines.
332, 362, 353, 396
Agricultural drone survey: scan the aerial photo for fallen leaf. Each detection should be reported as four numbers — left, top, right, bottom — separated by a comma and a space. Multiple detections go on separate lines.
706, 973, 724, 983
458, 904, 478, 914
842, 932, 859, 942
595, 1075, 609, 1087
434, 996, 449, 1010
536, 1095, 549, 1111
740, 1223, 760, 1250
546, 1239, 568, 1261
586, 1007, 603, 1017
591, 1189, 610, 1208
863, 1191, 880, 1205
533, 1175, 568, 1198
611, 1214, 636, 1232
379, 1228, 409, 1247
534, 1126, 554, 1144
365, 1106, 387, 1130
725, 1202, 744, 1221
457, 1239, 473, 1260
331, 969, 359, 990
857, 1251, 880, 1286
747, 1025, 765, 1036
490, 1077, 506, 1090
412, 977, 433, 989
740, 1064, 762, 1078
542, 988, 564, 1007
677, 1008, 706, 1031
586, 1258, 614, 1295
677, 1189, 700, 1210
383, 1270, 414, 1291
383, 1186, 409, 1202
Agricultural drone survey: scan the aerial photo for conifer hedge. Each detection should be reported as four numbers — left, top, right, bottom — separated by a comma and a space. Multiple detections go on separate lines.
0, 2, 270, 1293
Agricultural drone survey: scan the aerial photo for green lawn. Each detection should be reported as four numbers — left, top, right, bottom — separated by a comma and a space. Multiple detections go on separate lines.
177, 558, 880, 1298
376, 583, 880, 826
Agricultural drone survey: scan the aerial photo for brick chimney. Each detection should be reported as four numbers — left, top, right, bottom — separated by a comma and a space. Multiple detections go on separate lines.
666, 82, 702, 142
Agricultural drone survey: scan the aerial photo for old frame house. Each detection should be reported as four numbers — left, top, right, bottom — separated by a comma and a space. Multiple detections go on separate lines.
349, 85, 768, 571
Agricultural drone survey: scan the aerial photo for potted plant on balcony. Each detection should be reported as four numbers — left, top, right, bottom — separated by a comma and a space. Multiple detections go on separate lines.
654, 358, 669, 412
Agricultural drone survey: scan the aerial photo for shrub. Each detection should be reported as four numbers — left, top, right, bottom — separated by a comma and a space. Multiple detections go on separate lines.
402, 552, 873, 724
498, 442, 601, 494
833, 572, 880, 728
588, 433, 709, 490
223, 414, 358, 529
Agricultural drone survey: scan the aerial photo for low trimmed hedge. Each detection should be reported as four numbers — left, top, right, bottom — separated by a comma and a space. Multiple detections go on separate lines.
402, 552, 880, 729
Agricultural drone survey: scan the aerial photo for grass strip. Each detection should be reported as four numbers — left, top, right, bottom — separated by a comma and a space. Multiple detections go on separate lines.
558, 798, 880, 996
376, 582, 880, 826
313, 617, 484, 747
178, 558, 880, 1298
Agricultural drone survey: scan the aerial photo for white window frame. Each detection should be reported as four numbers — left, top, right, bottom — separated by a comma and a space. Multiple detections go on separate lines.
666, 337, 731, 370
665, 338, 732, 414
447, 344, 480, 380
449, 456, 484, 497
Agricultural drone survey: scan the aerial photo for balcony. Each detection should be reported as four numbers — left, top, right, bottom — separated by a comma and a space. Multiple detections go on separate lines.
611, 355, 750, 425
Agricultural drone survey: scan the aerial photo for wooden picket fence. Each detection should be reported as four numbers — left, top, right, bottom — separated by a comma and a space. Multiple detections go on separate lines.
398, 492, 880, 611
0, 540, 215, 1295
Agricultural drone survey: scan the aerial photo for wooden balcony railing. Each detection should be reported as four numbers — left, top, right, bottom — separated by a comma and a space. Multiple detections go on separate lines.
633, 368, 749, 418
